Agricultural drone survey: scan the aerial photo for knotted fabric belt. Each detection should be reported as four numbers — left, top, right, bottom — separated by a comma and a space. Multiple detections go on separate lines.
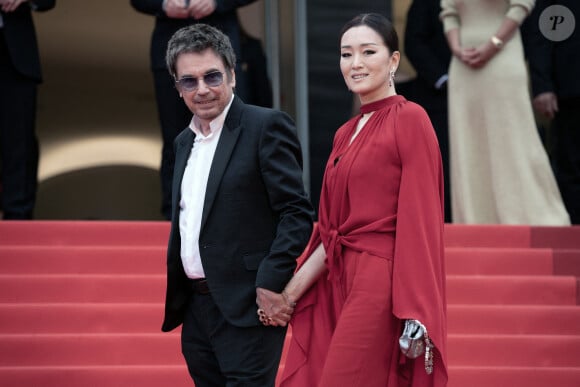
190, 278, 210, 295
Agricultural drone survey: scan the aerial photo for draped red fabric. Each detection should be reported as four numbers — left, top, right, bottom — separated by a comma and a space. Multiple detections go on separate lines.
280, 95, 448, 386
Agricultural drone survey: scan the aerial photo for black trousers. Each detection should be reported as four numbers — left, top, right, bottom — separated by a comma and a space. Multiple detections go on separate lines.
181, 290, 287, 387
0, 31, 39, 219
553, 97, 580, 224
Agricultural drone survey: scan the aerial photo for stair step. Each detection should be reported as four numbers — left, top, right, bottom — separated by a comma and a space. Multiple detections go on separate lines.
0, 366, 191, 387
448, 334, 580, 367
0, 221, 170, 246
0, 365, 578, 387
1, 274, 576, 304
448, 366, 580, 387
446, 275, 578, 305
447, 304, 580, 335
0, 303, 165, 334
445, 247, 554, 275
0, 246, 167, 274
1, 334, 578, 368
2, 303, 579, 335
3, 246, 574, 277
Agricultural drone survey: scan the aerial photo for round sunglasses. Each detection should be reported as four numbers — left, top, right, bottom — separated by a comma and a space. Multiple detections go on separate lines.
175, 71, 224, 92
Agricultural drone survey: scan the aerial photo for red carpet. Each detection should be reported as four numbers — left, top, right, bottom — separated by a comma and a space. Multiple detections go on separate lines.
1, 221, 579, 386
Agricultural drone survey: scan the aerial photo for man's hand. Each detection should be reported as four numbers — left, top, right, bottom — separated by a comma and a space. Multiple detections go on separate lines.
163, 0, 190, 19
187, 0, 216, 20
256, 287, 294, 327
1, 0, 27, 13
533, 92, 558, 119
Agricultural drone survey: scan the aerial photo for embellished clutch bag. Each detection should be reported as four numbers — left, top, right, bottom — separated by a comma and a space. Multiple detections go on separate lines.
399, 319, 434, 374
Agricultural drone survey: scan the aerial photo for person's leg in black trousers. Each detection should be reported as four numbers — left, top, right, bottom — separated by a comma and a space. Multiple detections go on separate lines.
0, 37, 39, 220
553, 98, 580, 224
181, 291, 287, 387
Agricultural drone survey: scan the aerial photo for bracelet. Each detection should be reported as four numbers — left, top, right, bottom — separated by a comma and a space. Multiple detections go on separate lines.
490, 35, 504, 49
282, 291, 297, 308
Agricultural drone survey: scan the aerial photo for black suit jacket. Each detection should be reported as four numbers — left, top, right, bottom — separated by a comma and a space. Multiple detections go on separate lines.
523, 0, 580, 100
162, 96, 314, 332
0, 0, 56, 82
130, 0, 256, 71
404, 0, 451, 110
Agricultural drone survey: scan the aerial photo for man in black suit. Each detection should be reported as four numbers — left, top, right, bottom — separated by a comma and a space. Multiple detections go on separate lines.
131, 0, 256, 220
0, 0, 55, 219
161, 24, 314, 386
404, 0, 452, 222
523, 0, 579, 224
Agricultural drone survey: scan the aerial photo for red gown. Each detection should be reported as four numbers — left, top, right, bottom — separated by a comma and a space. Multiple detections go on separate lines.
279, 95, 448, 387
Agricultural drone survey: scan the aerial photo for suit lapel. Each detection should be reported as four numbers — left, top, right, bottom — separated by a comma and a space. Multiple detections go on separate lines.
201, 97, 244, 231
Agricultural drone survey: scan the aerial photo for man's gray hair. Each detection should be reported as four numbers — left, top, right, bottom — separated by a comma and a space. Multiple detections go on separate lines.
166, 23, 237, 78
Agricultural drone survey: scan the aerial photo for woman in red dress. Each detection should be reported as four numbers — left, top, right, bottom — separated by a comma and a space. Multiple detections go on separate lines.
273, 13, 448, 387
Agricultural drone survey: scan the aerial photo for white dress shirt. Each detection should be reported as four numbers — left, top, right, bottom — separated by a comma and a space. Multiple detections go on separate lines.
179, 96, 233, 279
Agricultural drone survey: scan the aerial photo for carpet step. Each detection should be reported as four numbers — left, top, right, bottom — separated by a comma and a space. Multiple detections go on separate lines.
0, 334, 183, 366
0, 365, 579, 387
0, 303, 165, 334
4, 245, 577, 277
1, 334, 578, 368
1, 274, 576, 305
446, 275, 578, 305
2, 303, 579, 335
0, 246, 166, 274
448, 334, 580, 367
0, 366, 191, 387
448, 366, 580, 387
447, 304, 580, 335
445, 247, 555, 275
2, 222, 578, 249
444, 224, 580, 249
0, 221, 170, 246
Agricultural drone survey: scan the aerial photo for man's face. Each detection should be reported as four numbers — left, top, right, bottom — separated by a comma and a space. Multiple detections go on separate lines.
175, 49, 235, 128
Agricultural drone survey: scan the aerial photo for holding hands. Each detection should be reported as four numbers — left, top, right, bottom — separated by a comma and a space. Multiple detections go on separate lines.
256, 287, 296, 327
163, 0, 216, 20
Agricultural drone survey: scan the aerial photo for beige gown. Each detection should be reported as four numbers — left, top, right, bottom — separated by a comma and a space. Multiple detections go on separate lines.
440, 0, 570, 225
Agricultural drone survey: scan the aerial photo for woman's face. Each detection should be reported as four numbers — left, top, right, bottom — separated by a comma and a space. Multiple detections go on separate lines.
340, 25, 398, 104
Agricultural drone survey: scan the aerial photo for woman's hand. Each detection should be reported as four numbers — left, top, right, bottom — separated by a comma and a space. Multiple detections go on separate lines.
461, 41, 499, 69
256, 287, 295, 327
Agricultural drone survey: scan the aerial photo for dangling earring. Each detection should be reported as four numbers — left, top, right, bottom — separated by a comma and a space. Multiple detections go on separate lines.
388, 69, 395, 87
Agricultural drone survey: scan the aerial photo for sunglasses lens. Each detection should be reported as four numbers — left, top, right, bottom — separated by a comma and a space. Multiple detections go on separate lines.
205, 72, 223, 87
176, 72, 223, 91
177, 77, 198, 92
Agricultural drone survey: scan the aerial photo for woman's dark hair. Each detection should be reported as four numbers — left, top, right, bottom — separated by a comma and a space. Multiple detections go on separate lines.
339, 13, 399, 52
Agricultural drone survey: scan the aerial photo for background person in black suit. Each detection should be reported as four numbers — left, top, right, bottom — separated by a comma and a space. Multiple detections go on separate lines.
161, 24, 314, 386
523, 0, 580, 224
239, 24, 273, 108
0, 0, 55, 220
130, 0, 256, 220
404, 0, 452, 222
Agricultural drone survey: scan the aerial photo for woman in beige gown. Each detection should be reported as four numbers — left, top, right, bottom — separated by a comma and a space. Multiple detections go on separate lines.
440, 0, 570, 225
